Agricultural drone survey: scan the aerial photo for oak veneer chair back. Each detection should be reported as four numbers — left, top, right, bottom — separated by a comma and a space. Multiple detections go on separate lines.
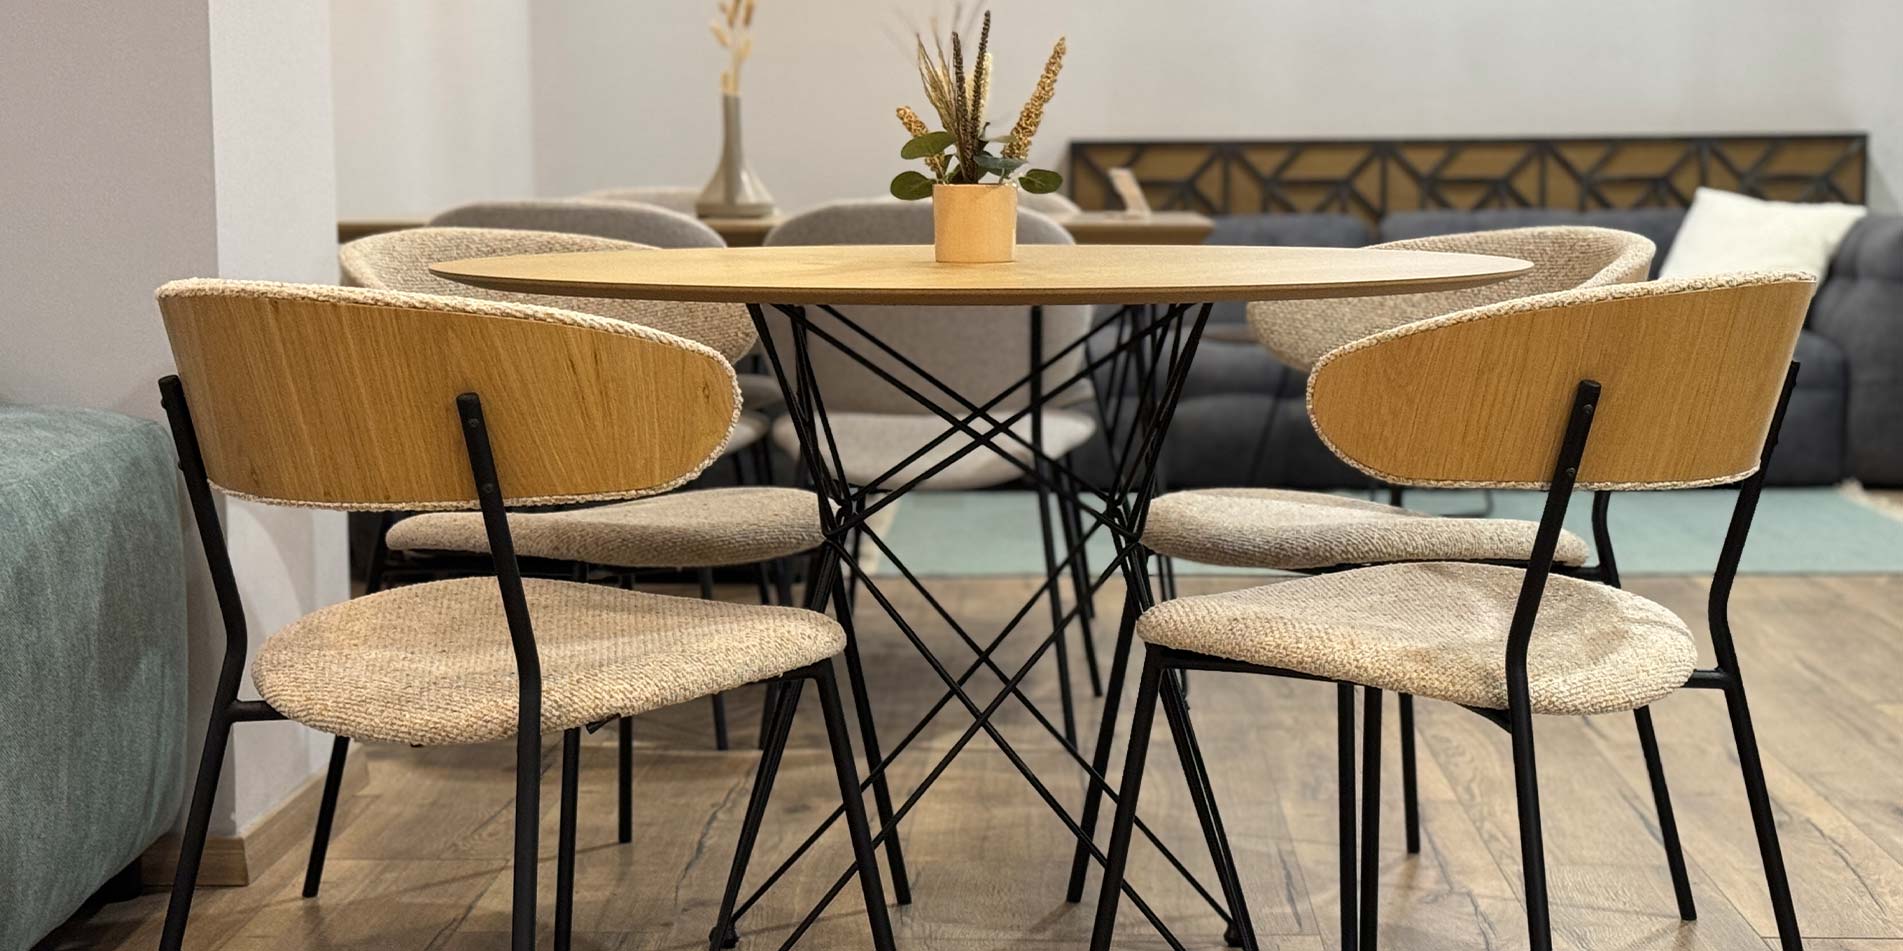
762, 199, 1090, 413
431, 198, 727, 249
581, 186, 700, 214
341, 226, 757, 363
1307, 271, 1817, 490
1252, 226, 1657, 371
156, 280, 738, 510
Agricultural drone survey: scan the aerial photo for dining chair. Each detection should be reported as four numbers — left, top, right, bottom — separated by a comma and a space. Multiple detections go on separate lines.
152, 279, 895, 951
1018, 190, 1083, 217
582, 185, 700, 214
1068, 227, 1656, 899
762, 198, 1105, 746
1087, 271, 1815, 951
325, 225, 914, 904
429, 199, 784, 412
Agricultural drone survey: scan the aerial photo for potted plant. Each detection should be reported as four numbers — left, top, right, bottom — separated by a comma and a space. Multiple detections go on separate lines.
891, 13, 1066, 263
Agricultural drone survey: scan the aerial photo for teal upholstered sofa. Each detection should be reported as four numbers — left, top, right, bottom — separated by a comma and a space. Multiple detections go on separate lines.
0, 404, 186, 949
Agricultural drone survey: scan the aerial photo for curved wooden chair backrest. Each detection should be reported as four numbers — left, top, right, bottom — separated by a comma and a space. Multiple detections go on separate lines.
157, 280, 738, 510
1307, 272, 1816, 490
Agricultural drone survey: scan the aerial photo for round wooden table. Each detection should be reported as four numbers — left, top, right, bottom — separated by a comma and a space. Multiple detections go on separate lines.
432, 243, 1529, 948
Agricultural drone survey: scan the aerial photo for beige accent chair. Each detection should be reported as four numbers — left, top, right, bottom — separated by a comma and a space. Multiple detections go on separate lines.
1089, 271, 1814, 951
1113, 227, 1654, 855
320, 227, 912, 900
152, 280, 895, 951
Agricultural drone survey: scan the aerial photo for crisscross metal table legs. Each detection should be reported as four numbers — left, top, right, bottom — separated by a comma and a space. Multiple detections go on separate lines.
716, 299, 1228, 949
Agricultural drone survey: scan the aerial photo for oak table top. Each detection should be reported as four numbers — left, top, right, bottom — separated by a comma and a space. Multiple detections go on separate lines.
430, 243, 1531, 307
339, 210, 1213, 247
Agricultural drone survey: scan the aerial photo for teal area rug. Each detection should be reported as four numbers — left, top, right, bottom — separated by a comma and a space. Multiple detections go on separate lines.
866, 487, 1903, 576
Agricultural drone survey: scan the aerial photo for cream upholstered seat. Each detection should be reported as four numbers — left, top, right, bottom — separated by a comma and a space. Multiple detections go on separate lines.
388, 486, 821, 569
1136, 563, 1694, 715
255, 577, 844, 746
1142, 488, 1589, 570
770, 409, 1096, 492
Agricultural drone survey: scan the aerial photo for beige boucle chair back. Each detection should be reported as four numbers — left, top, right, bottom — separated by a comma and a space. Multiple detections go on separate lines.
430, 198, 727, 249
1251, 226, 1656, 371
761, 199, 1090, 413
581, 186, 699, 214
156, 280, 738, 511
341, 226, 756, 362
1308, 271, 1816, 491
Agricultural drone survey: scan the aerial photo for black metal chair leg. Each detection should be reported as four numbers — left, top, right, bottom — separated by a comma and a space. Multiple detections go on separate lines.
301, 734, 352, 897
1160, 669, 1259, 950
813, 662, 899, 951
1056, 476, 1103, 697
1033, 459, 1080, 747
509, 724, 541, 951
158, 710, 237, 950
1724, 683, 1804, 949
556, 728, 580, 951
618, 716, 634, 844
1398, 693, 1420, 855
1633, 706, 1696, 920
711, 678, 804, 950
1508, 705, 1553, 951
827, 571, 912, 904
1088, 645, 1168, 951
1338, 683, 1359, 951
1361, 688, 1383, 949
1066, 587, 1141, 902
700, 568, 732, 751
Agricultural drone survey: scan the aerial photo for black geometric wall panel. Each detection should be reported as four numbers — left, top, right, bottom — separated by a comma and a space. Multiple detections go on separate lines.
1067, 135, 1867, 222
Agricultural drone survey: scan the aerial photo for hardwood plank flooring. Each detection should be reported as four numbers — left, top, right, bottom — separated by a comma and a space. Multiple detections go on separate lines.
42, 573, 1903, 949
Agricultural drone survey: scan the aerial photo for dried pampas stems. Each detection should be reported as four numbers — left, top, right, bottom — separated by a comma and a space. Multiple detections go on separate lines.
1005, 37, 1065, 161
711, 0, 759, 95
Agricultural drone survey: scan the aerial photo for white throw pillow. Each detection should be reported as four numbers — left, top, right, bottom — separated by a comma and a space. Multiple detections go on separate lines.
1660, 187, 1866, 279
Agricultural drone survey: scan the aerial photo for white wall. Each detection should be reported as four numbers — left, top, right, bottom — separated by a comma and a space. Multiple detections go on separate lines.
1, 0, 346, 838
506, 0, 1901, 212
207, 0, 351, 835
331, 0, 535, 218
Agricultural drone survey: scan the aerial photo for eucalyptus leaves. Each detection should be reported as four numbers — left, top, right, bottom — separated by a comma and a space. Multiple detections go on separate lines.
891, 12, 1066, 200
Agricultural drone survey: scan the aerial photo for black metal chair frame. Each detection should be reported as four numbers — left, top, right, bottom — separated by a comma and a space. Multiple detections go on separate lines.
155, 377, 895, 951
1085, 369, 1807, 951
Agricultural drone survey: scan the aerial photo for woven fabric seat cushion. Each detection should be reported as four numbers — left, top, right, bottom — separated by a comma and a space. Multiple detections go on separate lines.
255, 577, 843, 745
1137, 563, 1695, 715
386, 487, 822, 568
769, 409, 1096, 491
1143, 488, 1589, 570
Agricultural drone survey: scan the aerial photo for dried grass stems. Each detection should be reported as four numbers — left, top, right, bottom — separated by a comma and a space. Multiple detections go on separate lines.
892, 8, 1066, 197
1004, 36, 1064, 161
710, 0, 758, 95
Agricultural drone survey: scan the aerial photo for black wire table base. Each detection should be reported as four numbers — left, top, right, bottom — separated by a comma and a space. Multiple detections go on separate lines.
721, 298, 1226, 950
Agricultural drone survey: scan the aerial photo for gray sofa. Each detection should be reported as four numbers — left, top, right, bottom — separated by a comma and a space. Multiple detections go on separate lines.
1090, 207, 1903, 488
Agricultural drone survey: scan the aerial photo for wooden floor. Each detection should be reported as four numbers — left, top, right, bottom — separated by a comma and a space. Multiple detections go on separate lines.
44, 572, 1903, 950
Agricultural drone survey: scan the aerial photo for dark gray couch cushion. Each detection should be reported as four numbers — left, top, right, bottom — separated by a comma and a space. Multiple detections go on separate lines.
1809, 216, 1903, 484
1380, 208, 1687, 277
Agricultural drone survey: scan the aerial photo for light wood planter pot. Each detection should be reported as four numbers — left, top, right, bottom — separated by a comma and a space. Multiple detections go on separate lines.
933, 184, 1017, 263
